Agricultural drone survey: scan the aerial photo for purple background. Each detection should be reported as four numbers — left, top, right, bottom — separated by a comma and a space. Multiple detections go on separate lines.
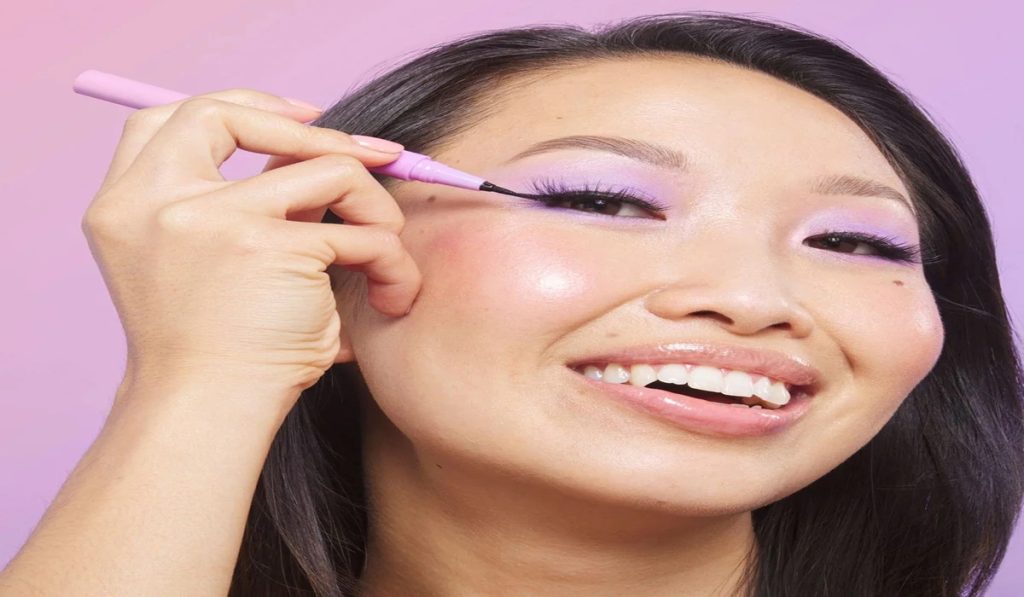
2, 0, 1021, 590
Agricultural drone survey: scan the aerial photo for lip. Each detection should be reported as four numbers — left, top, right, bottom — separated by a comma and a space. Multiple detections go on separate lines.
567, 367, 814, 438
565, 341, 821, 391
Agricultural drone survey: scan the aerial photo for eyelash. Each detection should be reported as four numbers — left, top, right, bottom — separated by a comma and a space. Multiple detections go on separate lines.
525, 178, 931, 265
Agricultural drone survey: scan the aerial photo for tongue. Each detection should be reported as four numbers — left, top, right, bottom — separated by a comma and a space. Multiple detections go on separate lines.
648, 380, 737, 404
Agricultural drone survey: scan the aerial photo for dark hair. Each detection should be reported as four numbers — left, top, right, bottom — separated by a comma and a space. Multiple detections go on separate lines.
229, 12, 1024, 596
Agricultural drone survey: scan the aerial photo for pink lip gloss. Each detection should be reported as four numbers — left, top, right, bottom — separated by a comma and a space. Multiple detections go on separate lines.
567, 368, 814, 438
71, 69, 519, 197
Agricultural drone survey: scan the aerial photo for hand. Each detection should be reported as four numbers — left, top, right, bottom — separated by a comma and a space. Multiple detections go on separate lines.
81, 89, 422, 404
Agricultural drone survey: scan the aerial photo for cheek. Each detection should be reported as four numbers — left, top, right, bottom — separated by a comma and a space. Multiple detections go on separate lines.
416, 222, 609, 329
821, 275, 944, 401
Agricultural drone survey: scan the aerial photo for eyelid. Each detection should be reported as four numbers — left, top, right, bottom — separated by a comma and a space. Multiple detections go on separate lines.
528, 176, 670, 214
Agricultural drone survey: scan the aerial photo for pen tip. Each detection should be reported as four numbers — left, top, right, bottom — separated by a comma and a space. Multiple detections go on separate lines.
479, 181, 522, 197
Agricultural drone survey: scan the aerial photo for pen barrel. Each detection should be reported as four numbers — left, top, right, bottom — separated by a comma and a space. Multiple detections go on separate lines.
73, 70, 487, 191
73, 70, 188, 109
368, 151, 485, 190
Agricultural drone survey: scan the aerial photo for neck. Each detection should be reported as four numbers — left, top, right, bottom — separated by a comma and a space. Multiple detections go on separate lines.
355, 398, 756, 597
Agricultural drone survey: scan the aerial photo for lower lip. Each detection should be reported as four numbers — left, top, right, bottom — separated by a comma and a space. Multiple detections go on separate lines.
568, 368, 814, 438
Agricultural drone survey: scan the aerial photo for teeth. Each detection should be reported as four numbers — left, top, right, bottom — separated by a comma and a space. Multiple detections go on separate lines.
687, 365, 724, 392
766, 381, 791, 406
603, 364, 630, 384
579, 362, 796, 409
721, 370, 754, 398
628, 364, 658, 387
752, 376, 773, 400
656, 364, 688, 384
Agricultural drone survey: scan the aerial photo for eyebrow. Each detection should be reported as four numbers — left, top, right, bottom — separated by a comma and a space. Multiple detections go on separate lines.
502, 134, 915, 214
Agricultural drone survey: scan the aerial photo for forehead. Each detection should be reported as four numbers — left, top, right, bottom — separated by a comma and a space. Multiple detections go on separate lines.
434, 56, 902, 191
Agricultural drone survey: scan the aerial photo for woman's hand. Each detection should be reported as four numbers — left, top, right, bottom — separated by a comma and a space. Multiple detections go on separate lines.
81, 89, 421, 405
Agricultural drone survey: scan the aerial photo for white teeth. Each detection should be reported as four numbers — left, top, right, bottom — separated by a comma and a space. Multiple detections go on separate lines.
721, 370, 755, 398
687, 365, 724, 393
603, 363, 630, 384
578, 361, 797, 410
752, 376, 773, 400
766, 381, 791, 406
656, 364, 688, 384
628, 364, 658, 387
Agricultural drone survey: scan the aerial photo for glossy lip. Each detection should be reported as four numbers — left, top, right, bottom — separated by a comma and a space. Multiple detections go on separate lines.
567, 367, 814, 438
565, 341, 822, 391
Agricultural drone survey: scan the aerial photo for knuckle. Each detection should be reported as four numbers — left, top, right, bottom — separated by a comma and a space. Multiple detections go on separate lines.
123, 107, 159, 131
81, 206, 116, 234
175, 97, 224, 122
154, 202, 201, 232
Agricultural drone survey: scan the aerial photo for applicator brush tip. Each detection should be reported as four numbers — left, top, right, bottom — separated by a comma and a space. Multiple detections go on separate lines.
479, 181, 525, 197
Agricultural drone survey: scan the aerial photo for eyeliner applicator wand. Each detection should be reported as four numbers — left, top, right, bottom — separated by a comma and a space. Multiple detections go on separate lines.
72, 70, 523, 198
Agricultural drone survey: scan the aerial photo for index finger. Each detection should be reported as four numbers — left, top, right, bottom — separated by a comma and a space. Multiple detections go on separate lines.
125, 97, 401, 188
102, 88, 322, 190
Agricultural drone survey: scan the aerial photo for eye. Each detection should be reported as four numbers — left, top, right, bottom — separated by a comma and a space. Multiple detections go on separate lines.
805, 231, 923, 264
524, 178, 668, 220
539, 193, 655, 218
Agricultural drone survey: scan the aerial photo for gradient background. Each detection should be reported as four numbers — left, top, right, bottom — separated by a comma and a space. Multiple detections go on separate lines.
2, 0, 1021, 590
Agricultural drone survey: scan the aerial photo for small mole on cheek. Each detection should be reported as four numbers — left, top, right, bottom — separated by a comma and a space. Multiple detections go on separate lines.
893, 280, 905, 286
427, 195, 437, 203
606, 332, 619, 338
436, 463, 443, 469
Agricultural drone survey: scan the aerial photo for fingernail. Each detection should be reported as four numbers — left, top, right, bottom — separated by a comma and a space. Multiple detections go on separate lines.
282, 97, 323, 112
351, 134, 405, 153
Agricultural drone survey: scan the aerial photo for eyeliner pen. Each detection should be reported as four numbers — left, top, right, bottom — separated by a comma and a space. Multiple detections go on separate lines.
72, 69, 523, 198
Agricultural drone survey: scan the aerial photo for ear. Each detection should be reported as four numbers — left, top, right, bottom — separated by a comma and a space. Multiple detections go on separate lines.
260, 155, 330, 224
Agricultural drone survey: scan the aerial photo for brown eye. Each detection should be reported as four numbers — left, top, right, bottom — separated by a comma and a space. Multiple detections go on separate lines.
541, 193, 659, 218
563, 197, 621, 215
807, 233, 872, 255
804, 231, 923, 264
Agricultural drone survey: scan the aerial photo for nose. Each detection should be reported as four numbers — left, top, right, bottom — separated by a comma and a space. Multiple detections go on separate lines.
643, 227, 815, 338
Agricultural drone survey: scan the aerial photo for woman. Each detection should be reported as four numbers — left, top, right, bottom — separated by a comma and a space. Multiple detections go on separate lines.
2, 11, 1020, 597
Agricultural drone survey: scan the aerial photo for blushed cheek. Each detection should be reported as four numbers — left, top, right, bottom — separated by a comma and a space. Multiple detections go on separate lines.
416, 224, 605, 326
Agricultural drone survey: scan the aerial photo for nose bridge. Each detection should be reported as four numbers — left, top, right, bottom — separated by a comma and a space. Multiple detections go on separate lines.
644, 215, 811, 336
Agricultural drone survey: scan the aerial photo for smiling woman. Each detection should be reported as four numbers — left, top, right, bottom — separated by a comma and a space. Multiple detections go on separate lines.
7, 10, 1018, 597
255, 13, 1024, 597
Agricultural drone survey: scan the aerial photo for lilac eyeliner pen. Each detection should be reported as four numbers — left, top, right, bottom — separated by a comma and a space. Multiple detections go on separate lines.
72, 69, 520, 197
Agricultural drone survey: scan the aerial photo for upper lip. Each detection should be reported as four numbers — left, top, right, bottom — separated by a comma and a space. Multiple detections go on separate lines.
566, 341, 821, 390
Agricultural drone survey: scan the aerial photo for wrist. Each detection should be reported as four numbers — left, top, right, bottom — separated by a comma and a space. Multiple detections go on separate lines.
112, 370, 303, 432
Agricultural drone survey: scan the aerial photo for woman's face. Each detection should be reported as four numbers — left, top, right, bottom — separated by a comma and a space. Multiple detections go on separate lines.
336, 56, 944, 515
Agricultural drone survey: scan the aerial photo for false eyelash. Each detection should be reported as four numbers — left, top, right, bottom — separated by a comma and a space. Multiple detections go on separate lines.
526, 177, 669, 217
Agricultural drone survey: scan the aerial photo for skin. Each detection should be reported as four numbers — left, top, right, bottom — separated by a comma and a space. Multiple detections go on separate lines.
332, 56, 945, 596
